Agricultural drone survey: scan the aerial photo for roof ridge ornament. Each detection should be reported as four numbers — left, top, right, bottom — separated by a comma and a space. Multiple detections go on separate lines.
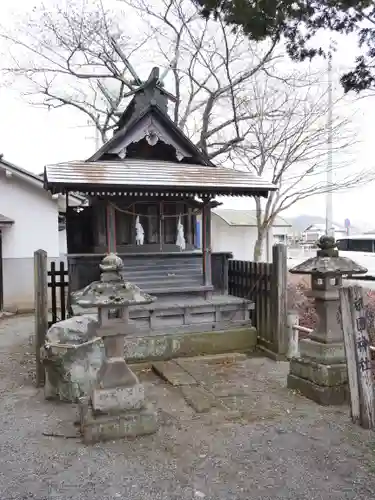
121, 66, 177, 103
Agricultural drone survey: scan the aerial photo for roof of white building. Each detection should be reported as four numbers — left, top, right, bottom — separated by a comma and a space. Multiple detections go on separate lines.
0, 213, 14, 228
0, 156, 84, 207
213, 209, 292, 227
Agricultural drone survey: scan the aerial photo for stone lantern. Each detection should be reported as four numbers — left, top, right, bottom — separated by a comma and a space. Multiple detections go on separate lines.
288, 236, 367, 405
72, 253, 158, 443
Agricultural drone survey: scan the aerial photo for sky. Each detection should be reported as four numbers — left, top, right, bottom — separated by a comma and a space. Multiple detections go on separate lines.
0, 1, 375, 230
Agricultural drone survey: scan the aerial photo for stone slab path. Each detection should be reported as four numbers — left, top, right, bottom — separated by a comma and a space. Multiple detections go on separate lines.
1, 315, 375, 499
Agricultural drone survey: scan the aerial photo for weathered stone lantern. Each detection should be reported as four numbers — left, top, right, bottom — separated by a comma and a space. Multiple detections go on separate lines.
288, 236, 367, 405
72, 253, 158, 443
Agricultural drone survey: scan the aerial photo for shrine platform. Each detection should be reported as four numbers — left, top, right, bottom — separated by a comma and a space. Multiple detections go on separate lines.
128, 293, 253, 336
72, 293, 256, 363
68, 252, 256, 362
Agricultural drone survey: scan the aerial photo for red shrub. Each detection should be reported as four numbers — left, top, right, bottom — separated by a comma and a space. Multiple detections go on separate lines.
288, 278, 375, 342
287, 280, 318, 330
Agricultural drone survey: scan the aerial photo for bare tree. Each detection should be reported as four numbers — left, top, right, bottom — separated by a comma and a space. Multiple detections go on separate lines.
0, 0, 148, 144
0, 0, 280, 159
234, 74, 367, 260
1, 0, 366, 263
120, 0, 283, 163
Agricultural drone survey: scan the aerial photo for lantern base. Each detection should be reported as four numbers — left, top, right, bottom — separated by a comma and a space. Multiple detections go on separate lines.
92, 383, 144, 412
287, 357, 349, 405
79, 400, 158, 444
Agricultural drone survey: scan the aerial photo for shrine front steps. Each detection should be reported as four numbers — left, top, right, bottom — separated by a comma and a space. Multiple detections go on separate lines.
142, 284, 214, 297
120, 267, 208, 297
121, 261, 202, 274
120, 255, 203, 278
121, 266, 202, 281
121, 269, 202, 281
120, 274, 210, 296
119, 253, 209, 297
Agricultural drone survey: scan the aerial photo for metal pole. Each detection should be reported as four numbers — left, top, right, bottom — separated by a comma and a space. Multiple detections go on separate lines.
326, 41, 334, 238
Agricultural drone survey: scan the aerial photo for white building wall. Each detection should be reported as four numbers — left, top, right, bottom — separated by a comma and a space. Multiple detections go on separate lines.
273, 226, 291, 244
0, 171, 60, 311
59, 229, 67, 257
302, 224, 347, 243
211, 214, 272, 262
0, 173, 59, 258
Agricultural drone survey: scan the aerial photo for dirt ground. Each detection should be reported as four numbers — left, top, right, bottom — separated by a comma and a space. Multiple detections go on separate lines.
1, 315, 375, 500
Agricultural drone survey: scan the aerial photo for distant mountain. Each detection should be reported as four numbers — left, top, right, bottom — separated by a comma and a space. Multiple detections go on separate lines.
288, 215, 326, 233
288, 215, 364, 234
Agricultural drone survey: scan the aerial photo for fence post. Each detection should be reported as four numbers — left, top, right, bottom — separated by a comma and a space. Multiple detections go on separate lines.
223, 255, 229, 295
271, 244, 288, 355
34, 249, 48, 387
339, 285, 374, 429
286, 311, 300, 359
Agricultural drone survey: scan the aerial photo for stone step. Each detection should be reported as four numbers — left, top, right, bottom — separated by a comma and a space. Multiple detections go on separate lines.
121, 257, 202, 265
121, 269, 202, 278
145, 284, 213, 295
122, 273, 202, 283
152, 360, 198, 386
128, 281, 204, 291
131, 278, 203, 288
121, 262, 202, 272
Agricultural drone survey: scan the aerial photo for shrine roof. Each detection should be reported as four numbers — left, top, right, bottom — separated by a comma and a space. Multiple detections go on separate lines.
44, 159, 277, 198
89, 102, 213, 166
0, 213, 14, 228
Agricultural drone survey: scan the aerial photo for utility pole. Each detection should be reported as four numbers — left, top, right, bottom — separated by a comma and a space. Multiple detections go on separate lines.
326, 40, 334, 238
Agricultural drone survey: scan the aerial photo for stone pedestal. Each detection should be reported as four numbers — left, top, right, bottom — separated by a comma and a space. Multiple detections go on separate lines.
79, 309, 158, 443
287, 338, 349, 405
73, 253, 158, 443
287, 236, 367, 405
80, 386, 158, 444
80, 399, 158, 444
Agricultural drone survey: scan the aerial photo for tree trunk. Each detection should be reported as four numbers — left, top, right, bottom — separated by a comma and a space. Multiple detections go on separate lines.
254, 196, 268, 262
253, 227, 267, 262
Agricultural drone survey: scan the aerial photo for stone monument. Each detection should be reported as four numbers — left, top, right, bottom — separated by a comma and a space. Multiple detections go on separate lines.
287, 236, 367, 405
73, 253, 158, 443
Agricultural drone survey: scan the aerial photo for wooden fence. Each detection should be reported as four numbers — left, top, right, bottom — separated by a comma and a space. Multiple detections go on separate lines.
34, 250, 70, 387
228, 244, 288, 357
34, 243, 288, 385
48, 261, 69, 327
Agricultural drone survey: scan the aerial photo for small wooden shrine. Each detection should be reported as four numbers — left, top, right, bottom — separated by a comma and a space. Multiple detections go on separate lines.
44, 68, 276, 307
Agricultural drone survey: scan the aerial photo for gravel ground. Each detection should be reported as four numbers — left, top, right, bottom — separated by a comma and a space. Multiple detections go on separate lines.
1, 315, 375, 500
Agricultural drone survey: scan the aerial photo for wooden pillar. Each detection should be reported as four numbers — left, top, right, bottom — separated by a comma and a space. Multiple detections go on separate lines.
271, 244, 288, 354
65, 191, 71, 255
64, 190, 72, 315
223, 255, 229, 294
34, 249, 48, 387
159, 201, 164, 252
187, 207, 193, 246
106, 202, 117, 253
202, 201, 212, 286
